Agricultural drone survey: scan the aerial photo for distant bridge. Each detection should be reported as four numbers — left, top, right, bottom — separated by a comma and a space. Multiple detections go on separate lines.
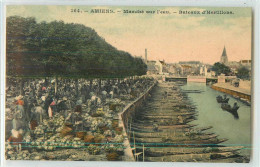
165, 76, 218, 83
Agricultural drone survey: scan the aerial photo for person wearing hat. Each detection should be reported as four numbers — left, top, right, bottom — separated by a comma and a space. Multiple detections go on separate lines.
65, 106, 83, 132
43, 93, 53, 116
233, 102, 239, 110
30, 101, 47, 127
65, 98, 75, 112
101, 90, 107, 102
49, 97, 57, 114
75, 97, 83, 113
13, 95, 27, 130
12, 108, 26, 131
15, 95, 24, 106
7, 129, 23, 152
15, 95, 25, 116
23, 95, 30, 122
56, 96, 65, 111
58, 96, 70, 118
41, 86, 47, 93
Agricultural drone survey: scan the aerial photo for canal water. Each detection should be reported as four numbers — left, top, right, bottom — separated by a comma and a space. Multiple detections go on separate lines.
180, 82, 251, 157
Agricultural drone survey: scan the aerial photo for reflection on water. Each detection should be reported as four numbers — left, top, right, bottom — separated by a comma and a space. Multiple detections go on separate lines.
181, 82, 251, 157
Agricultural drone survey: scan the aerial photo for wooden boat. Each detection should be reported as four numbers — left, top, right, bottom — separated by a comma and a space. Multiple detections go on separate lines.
138, 114, 197, 121
131, 117, 196, 126
216, 95, 229, 103
132, 133, 218, 141
221, 103, 239, 112
132, 131, 215, 138
143, 146, 243, 157
145, 150, 237, 162
182, 90, 204, 93
130, 124, 197, 131
136, 111, 197, 117
221, 103, 239, 119
133, 137, 228, 146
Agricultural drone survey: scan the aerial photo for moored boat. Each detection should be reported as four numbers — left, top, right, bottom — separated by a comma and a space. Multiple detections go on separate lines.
221, 103, 239, 112
216, 95, 229, 103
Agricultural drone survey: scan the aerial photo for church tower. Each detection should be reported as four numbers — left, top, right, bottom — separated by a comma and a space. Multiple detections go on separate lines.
220, 46, 228, 65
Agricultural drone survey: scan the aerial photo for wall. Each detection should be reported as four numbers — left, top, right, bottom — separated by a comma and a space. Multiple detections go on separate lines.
211, 85, 251, 101
239, 80, 251, 90
118, 82, 157, 161
218, 76, 226, 83
187, 76, 206, 83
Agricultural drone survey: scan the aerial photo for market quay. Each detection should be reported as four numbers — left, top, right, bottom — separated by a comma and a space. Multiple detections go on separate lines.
5, 76, 251, 162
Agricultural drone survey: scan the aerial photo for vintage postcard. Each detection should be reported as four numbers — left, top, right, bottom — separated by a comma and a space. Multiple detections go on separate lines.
4, 6, 252, 163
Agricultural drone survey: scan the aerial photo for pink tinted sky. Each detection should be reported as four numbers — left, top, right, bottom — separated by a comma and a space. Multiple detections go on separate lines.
7, 6, 252, 64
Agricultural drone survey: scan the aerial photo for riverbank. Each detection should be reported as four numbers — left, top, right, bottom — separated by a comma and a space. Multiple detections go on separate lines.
211, 82, 251, 104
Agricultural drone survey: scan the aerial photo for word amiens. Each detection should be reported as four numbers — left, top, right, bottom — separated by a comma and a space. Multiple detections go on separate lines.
90, 9, 114, 13
179, 10, 234, 15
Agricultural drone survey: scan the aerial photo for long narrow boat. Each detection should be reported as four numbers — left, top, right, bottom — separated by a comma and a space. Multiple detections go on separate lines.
221, 103, 239, 112
142, 146, 243, 157
145, 151, 238, 162
133, 131, 216, 139
138, 114, 197, 120
132, 117, 196, 125
131, 134, 219, 142
133, 137, 228, 146
137, 111, 197, 117
130, 124, 198, 131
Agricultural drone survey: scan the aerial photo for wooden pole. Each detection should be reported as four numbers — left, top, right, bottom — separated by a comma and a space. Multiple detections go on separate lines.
129, 123, 131, 140
55, 76, 57, 95
75, 78, 79, 95
19, 78, 24, 95
133, 131, 136, 159
126, 117, 128, 133
143, 144, 145, 162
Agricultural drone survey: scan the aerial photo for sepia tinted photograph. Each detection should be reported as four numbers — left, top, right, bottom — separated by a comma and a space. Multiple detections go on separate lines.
5, 6, 252, 163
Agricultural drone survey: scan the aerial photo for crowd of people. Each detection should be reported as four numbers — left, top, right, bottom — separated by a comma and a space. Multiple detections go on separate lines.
5, 77, 155, 153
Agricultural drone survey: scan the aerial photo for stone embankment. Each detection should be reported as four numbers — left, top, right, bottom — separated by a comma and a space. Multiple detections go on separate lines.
211, 82, 251, 104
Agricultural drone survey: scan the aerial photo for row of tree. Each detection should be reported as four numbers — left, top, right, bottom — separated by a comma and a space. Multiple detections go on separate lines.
212, 62, 250, 80
7, 16, 147, 78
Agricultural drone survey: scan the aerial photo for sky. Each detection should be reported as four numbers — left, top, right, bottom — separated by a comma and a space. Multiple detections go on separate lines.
6, 6, 252, 64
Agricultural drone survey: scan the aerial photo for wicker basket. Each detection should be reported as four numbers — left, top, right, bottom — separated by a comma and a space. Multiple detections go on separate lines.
84, 135, 94, 145
60, 126, 73, 137
76, 131, 86, 140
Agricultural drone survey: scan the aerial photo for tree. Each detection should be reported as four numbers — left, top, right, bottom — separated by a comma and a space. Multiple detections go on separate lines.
6, 16, 38, 76
212, 62, 231, 76
236, 66, 250, 80
6, 16, 147, 79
